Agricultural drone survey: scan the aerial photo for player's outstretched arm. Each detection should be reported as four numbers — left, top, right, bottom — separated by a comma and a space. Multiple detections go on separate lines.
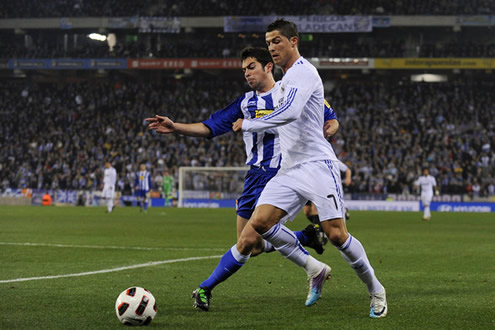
146, 115, 211, 137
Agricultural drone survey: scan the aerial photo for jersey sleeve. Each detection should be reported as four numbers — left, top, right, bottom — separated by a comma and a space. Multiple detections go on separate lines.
336, 160, 348, 172
242, 65, 316, 132
324, 100, 337, 121
202, 95, 244, 137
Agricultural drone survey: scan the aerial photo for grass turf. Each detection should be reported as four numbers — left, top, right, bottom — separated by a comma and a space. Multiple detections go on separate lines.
0, 206, 494, 329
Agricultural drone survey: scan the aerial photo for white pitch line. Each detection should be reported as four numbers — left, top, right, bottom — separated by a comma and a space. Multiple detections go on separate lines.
0, 255, 222, 284
0, 242, 225, 251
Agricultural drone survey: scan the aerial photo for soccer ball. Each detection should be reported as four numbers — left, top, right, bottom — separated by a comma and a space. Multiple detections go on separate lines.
115, 287, 157, 326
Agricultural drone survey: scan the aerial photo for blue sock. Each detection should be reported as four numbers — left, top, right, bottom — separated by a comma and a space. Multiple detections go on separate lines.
144, 201, 148, 211
294, 230, 309, 246
200, 247, 245, 291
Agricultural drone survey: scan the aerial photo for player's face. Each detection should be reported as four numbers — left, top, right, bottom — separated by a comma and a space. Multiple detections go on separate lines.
423, 169, 429, 176
242, 57, 270, 92
265, 30, 297, 69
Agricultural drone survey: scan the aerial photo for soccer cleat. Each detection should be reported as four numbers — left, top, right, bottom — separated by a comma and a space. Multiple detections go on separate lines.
302, 225, 325, 255
305, 264, 332, 306
192, 287, 211, 312
369, 289, 388, 318
314, 224, 329, 247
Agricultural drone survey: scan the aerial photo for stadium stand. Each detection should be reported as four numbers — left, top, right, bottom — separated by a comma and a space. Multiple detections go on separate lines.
1, 0, 494, 17
1, 2, 494, 201
1, 73, 494, 197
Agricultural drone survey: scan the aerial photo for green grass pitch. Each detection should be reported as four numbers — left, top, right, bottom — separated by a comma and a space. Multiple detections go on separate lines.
1, 206, 494, 329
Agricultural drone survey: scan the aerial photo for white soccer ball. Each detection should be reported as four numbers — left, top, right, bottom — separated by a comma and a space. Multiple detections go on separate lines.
115, 287, 157, 326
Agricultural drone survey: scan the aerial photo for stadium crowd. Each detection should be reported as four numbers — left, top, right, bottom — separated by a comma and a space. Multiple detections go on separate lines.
1, 74, 494, 198
2, 32, 495, 60
1, 0, 494, 17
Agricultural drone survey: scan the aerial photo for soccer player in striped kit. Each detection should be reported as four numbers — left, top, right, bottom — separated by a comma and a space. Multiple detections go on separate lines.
135, 163, 152, 213
147, 47, 338, 311
231, 19, 388, 318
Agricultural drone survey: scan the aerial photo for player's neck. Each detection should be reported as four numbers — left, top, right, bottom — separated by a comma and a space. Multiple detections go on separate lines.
256, 80, 276, 94
281, 51, 301, 73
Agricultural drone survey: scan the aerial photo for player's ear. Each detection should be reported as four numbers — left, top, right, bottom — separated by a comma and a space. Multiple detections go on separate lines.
264, 62, 274, 73
289, 36, 299, 49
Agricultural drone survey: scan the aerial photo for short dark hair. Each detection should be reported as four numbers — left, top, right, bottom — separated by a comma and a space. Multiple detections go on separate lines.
266, 19, 299, 41
240, 47, 274, 69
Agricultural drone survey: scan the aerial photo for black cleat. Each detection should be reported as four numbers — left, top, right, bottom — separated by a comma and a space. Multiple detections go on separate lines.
192, 287, 211, 311
313, 224, 329, 247
302, 225, 325, 255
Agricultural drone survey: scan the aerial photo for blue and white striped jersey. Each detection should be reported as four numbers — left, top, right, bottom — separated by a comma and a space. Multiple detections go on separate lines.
203, 82, 337, 169
203, 84, 282, 169
135, 170, 152, 191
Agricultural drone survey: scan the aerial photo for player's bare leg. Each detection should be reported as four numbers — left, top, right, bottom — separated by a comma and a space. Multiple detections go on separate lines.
237, 215, 264, 256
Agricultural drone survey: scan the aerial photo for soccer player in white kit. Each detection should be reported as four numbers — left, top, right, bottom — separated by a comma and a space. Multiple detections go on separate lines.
233, 19, 387, 318
414, 167, 439, 220
102, 162, 117, 213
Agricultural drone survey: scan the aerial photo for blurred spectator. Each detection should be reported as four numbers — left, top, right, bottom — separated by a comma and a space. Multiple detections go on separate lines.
1, 0, 494, 17
0, 74, 494, 198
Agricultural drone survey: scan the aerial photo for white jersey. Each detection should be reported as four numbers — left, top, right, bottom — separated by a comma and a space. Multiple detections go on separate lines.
103, 167, 117, 187
102, 166, 117, 199
415, 175, 436, 196
242, 56, 337, 169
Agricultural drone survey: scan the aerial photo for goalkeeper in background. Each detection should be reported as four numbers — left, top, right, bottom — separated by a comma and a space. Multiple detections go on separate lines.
162, 169, 174, 207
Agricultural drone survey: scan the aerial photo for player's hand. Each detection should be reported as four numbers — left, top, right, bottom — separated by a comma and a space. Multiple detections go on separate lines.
435, 190, 440, 196
324, 119, 338, 138
146, 115, 175, 134
232, 119, 244, 132
344, 177, 351, 186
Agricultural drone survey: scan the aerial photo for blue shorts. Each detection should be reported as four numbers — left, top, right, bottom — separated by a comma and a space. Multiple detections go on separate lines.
236, 166, 279, 219
136, 190, 149, 198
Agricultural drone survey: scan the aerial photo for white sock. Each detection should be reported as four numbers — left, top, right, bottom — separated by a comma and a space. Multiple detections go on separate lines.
305, 255, 325, 277
263, 240, 275, 253
425, 206, 431, 218
230, 245, 250, 263
261, 223, 310, 268
339, 234, 384, 294
107, 198, 113, 212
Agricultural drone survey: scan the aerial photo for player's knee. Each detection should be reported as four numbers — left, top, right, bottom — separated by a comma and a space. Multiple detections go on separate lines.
251, 219, 270, 235
243, 235, 264, 257
236, 233, 258, 255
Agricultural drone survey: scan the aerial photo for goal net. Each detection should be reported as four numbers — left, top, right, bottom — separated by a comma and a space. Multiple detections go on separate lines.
178, 166, 249, 208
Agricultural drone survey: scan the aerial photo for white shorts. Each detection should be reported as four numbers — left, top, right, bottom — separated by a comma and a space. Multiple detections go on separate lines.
421, 193, 433, 207
102, 185, 115, 199
257, 160, 345, 223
